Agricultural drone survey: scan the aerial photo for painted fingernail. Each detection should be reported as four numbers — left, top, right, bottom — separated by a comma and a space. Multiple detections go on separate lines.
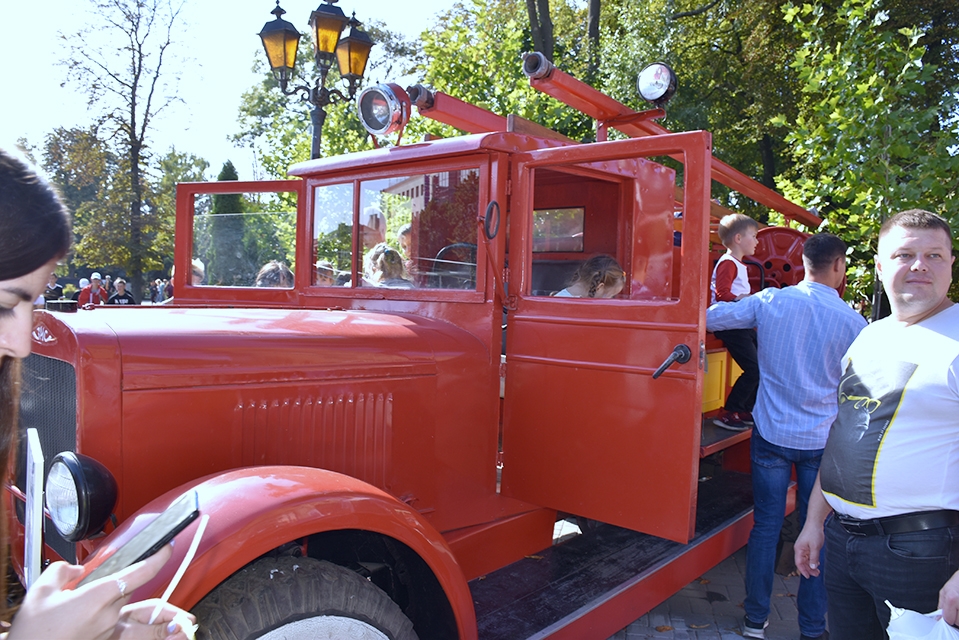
167, 622, 179, 634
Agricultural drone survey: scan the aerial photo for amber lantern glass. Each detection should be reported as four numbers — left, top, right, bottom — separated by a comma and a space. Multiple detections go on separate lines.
335, 15, 374, 80
258, 4, 301, 87
309, 1, 349, 67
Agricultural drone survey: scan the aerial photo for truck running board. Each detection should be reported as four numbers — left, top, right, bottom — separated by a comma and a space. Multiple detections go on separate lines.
471, 471, 755, 639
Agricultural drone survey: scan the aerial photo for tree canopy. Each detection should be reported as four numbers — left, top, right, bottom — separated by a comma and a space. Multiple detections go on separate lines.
59, 0, 188, 300
776, 0, 959, 303
38, 0, 956, 306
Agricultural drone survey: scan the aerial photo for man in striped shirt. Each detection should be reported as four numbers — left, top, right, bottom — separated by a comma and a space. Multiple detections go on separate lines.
707, 233, 866, 639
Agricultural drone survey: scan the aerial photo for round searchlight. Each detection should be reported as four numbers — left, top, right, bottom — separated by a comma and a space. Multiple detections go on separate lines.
45, 452, 118, 542
637, 62, 677, 106
357, 83, 411, 136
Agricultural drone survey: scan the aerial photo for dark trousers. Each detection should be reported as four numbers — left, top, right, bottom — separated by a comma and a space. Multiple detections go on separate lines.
714, 328, 758, 413
825, 516, 959, 639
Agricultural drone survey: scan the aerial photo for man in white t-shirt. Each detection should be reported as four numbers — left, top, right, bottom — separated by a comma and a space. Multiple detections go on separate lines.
794, 210, 959, 637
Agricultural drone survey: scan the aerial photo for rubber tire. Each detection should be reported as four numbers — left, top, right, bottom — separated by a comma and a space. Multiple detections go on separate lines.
193, 556, 419, 640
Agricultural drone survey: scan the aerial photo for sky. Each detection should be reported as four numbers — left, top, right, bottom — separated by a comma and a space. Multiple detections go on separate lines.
0, 0, 455, 180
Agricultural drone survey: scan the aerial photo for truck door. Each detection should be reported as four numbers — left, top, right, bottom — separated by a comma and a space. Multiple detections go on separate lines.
501, 132, 712, 543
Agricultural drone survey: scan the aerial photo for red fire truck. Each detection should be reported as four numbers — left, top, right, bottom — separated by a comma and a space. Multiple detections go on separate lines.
11, 54, 818, 639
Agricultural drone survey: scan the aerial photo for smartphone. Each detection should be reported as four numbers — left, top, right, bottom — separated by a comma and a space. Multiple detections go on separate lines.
71, 490, 200, 588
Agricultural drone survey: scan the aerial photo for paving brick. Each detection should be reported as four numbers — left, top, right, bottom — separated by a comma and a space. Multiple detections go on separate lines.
608, 547, 802, 640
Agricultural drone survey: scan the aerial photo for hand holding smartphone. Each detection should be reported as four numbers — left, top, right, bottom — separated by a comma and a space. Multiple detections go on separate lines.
67, 490, 200, 589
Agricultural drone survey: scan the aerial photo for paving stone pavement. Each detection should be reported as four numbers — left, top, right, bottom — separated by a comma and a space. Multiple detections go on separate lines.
608, 546, 804, 639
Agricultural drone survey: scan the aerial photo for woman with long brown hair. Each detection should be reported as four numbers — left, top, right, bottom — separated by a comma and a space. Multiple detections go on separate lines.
0, 148, 194, 639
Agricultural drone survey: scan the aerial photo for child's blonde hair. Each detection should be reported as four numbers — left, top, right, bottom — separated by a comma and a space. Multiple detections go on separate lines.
567, 255, 626, 298
366, 243, 407, 282
717, 213, 758, 247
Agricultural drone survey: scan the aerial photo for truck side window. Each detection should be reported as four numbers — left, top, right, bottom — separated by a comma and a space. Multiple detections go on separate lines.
192, 192, 297, 287
528, 166, 625, 298
527, 161, 675, 300
359, 169, 480, 290
531, 207, 585, 295
534, 208, 584, 253
313, 183, 355, 286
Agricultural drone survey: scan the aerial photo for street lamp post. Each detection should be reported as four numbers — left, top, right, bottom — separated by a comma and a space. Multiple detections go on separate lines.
258, 0, 374, 159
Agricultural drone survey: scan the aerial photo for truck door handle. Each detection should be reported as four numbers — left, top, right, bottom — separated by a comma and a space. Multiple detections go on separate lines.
652, 344, 692, 379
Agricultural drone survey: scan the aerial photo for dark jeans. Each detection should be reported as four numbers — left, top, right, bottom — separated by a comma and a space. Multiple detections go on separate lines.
745, 431, 827, 636
825, 516, 959, 639
714, 328, 758, 413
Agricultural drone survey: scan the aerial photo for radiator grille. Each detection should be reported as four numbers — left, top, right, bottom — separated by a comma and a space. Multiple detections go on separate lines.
16, 354, 78, 563
238, 392, 393, 490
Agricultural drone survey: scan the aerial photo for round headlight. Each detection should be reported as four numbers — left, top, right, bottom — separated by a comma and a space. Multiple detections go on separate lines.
45, 452, 118, 542
637, 62, 677, 105
357, 83, 411, 136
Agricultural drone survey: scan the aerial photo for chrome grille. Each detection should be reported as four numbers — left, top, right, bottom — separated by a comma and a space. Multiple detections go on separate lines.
16, 353, 78, 563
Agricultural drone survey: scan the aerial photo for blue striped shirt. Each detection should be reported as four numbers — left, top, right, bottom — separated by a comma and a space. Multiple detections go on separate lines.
706, 281, 866, 450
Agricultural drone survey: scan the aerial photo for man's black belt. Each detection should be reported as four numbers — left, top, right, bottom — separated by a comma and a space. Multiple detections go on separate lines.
837, 509, 959, 536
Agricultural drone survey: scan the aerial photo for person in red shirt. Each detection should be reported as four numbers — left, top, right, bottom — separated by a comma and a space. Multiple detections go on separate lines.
710, 214, 760, 431
77, 271, 108, 305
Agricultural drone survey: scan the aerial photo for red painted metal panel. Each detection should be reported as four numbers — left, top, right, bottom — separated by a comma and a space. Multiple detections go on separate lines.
79, 467, 478, 639
445, 508, 556, 581
418, 92, 509, 134
501, 134, 711, 543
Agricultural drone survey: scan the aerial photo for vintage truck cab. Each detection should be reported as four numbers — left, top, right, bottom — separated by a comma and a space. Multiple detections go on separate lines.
11, 56, 818, 639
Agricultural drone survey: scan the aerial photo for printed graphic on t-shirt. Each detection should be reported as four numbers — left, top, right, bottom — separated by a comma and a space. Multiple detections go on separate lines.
820, 359, 917, 507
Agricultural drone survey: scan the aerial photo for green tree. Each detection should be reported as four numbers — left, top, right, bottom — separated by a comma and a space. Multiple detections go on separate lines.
61, 0, 185, 298
42, 127, 115, 225
40, 126, 118, 277
193, 162, 295, 285
70, 146, 207, 300
882, 0, 959, 115
597, 0, 805, 220
412, 0, 594, 142
150, 148, 209, 276
205, 161, 248, 286
775, 0, 959, 304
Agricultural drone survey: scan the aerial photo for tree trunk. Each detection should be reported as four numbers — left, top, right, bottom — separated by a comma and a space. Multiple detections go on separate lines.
129, 140, 144, 303
526, 0, 544, 58
526, 0, 554, 61
587, 0, 601, 77
537, 0, 554, 61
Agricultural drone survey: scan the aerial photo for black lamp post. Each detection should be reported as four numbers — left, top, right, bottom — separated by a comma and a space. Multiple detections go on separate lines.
258, 0, 374, 159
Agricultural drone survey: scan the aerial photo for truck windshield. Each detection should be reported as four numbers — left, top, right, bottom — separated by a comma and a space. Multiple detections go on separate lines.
313, 169, 481, 290
192, 197, 297, 288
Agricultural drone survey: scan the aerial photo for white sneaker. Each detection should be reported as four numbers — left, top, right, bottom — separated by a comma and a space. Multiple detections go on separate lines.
742, 616, 768, 639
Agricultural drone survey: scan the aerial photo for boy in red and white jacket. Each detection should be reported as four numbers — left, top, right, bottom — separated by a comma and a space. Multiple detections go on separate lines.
710, 214, 760, 431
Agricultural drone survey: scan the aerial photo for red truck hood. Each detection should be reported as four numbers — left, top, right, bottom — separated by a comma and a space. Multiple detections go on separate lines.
33, 307, 461, 390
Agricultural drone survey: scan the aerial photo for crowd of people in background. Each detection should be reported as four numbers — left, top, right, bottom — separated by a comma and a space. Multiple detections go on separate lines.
36, 270, 178, 308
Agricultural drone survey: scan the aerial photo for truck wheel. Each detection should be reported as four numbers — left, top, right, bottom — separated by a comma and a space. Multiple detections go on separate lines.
193, 556, 419, 640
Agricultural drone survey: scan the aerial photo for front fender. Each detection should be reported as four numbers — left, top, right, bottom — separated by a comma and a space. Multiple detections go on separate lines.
87, 466, 476, 638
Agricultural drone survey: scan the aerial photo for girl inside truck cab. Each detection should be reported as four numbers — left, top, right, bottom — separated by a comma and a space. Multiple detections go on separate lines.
0, 147, 195, 640
554, 254, 626, 298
